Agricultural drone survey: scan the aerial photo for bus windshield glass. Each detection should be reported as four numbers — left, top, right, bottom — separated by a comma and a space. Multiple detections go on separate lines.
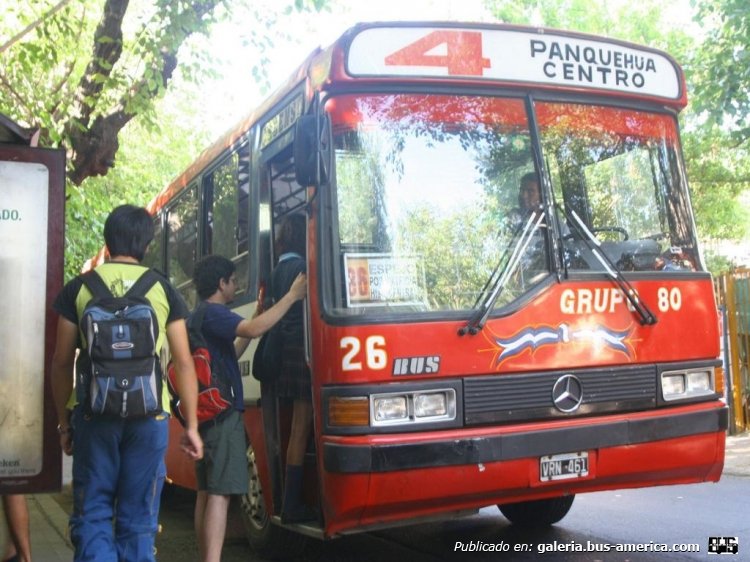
325, 94, 699, 318
536, 102, 698, 275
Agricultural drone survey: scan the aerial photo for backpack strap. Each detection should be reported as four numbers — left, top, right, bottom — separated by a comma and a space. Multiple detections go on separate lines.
125, 268, 160, 299
79, 270, 113, 299
79, 268, 160, 300
186, 302, 209, 350
190, 301, 208, 328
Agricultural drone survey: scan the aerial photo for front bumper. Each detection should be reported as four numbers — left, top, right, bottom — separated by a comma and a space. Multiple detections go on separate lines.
324, 405, 728, 473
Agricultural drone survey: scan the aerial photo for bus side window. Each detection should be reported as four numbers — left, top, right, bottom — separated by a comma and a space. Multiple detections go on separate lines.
258, 142, 305, 304
269, 149, 306, 220
257, 166, 273, 304
237, 145, 250, 255
204, 142, 251, 296
166, 184, 199, 307
142, 213, 164, 272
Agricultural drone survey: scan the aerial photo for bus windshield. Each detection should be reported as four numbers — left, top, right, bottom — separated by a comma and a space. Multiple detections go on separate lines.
537, 102, 698, 274
326, 93, 699, 318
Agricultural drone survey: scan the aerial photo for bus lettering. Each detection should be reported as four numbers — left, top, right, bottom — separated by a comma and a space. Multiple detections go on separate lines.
657, 287, 682, 312
393, 355, 440, 376
341, 335, 388, 371
560, 288, 626, 314
543, 61, 648, 87
530, 39, 658, 72
341, 336, 362, 371
561, 287, 682, 314
365, 335, 388, 370
384, 30, 491, 76
347, 265, 370, 299
532, 38, 655, 90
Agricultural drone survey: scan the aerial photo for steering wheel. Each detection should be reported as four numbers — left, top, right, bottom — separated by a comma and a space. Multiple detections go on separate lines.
561, 226, 629, 242
591, 226, 629, 241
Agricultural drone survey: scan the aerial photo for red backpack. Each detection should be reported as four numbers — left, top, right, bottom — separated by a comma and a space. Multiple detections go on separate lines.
166, 303, 234, 427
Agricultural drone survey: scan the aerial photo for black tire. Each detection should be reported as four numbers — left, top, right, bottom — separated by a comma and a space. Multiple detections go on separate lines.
240, 444, 307, 559
498, 495, 575, 527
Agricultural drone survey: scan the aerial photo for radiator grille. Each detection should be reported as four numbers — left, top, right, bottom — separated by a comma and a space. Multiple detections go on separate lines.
464, 365, 657, 425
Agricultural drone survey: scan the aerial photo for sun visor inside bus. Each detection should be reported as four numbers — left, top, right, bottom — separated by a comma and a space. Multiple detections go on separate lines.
324, 94, 529, 131
535, 103, 678, 141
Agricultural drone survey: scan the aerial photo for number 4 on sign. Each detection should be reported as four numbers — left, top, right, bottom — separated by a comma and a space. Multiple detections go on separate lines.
385, 30, 491, 76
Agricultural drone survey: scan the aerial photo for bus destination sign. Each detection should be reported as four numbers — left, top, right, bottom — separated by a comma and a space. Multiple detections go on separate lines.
347, 26, 681, 100
344, 253, 427, 308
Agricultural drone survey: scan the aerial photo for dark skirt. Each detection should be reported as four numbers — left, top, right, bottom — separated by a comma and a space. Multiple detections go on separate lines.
274, 342, 311, 400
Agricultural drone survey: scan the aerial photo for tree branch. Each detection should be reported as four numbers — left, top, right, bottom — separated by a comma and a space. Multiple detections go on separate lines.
48, 61, 77, 116
73, 0, 130, 129
68, 110, 130, 185
0, 0, 73, 55
67, 0, 224, 185
0, 73, 35, 117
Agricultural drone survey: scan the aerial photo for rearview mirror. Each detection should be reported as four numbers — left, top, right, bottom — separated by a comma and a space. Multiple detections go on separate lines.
294, 115, 329, 187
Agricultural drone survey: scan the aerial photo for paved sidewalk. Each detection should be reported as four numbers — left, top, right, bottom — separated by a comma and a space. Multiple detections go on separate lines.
0, 453, 73, 561
9, 432, 749, 561
25, 493, 74, 560
722, 430, 750, 477
0, 490, 74, 561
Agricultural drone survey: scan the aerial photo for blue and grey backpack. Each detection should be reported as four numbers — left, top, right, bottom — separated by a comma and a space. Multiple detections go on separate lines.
76, 269, 163, 418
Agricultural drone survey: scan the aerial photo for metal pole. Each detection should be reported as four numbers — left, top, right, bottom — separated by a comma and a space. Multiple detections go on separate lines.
721, 304, 736, 435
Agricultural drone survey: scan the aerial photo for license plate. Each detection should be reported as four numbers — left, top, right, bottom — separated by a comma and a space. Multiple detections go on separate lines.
539, 451, 589, 481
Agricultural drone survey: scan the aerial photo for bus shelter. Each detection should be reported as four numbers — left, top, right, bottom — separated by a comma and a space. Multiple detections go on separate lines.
0, 112, 65, 494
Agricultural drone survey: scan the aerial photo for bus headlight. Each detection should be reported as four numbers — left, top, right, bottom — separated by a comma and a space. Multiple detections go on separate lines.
374, 396, 408, 422
662, 374, 686, 398
323, 382, 461, 434
371, 389, 456, 427
661, 368, 715, 401
686, 371, 711, 393
414, 392, 448, 418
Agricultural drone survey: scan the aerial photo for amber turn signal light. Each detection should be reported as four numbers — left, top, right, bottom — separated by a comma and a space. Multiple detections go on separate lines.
328, 396, 369, 427
714, 365, 725, 397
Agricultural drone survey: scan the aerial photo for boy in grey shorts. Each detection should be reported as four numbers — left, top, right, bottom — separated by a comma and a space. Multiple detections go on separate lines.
191, 255, 306, 562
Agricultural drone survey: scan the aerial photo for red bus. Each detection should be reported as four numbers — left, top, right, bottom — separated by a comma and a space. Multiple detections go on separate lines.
133, 22, 725, 556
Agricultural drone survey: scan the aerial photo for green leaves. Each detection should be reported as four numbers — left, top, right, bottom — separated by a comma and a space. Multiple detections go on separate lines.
0, 0, 330, 276
691, 0, 750, 142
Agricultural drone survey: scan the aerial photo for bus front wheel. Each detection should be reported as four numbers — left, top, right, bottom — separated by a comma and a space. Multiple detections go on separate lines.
240, 444, 307, 559
497, 495, 575, 526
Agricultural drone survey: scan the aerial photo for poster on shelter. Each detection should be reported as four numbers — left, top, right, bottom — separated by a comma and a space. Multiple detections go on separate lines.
0, 160, 49, 478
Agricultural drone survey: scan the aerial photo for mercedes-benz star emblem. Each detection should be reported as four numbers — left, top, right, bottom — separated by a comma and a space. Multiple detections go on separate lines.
552, 374, 583, 413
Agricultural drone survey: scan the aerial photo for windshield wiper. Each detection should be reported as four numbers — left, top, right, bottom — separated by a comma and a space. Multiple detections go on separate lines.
563, 206, 658, 326
459, 211, 545, 336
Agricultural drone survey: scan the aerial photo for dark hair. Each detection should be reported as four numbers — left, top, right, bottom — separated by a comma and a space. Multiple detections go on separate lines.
104, 205, 154, 262
520, 172, 538, 187
275, 213, 306, 256
194, 255, 236, 300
